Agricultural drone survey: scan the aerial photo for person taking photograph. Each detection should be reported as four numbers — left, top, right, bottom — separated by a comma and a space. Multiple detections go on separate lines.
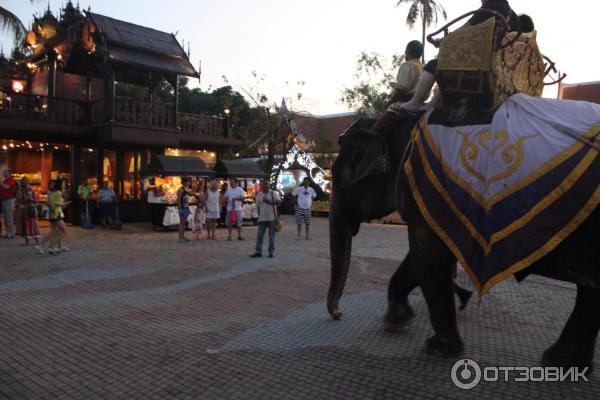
251, 179, 281, 258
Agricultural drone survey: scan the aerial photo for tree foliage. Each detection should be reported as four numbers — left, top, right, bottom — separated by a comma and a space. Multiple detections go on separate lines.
0, 1, 33, 45
340, 52, 404, 116
396, 0, 447, 61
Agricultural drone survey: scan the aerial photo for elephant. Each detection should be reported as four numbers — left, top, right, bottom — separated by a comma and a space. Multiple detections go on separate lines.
327, 116, 600, 370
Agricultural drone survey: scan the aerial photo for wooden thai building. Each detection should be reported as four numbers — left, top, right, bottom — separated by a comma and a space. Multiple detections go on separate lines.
0, 2, 240, 223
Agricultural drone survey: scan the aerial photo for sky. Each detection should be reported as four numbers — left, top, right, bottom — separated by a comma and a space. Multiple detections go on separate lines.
2, 0, 599, 114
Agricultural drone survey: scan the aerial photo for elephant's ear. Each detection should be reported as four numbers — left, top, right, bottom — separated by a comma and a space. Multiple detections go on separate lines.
339, 129, 390, 186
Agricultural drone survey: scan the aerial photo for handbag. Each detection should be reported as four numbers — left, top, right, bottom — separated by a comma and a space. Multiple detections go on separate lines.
162, 206, 180, 227
229, 209, 237, 225
272, 193, 283, 233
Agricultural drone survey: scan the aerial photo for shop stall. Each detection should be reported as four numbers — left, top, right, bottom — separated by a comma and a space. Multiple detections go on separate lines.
142, 155, 215, 230
214, 159, 269, 224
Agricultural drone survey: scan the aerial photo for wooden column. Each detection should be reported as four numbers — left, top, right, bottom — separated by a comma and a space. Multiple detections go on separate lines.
174, 75, 180, 129
105, 67, 115, 122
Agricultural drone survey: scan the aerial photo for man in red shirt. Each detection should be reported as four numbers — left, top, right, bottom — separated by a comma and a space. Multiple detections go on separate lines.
0, 168, 17, 238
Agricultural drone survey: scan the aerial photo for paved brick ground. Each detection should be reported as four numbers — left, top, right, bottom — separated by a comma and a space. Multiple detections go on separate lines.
0, 216, 598, 399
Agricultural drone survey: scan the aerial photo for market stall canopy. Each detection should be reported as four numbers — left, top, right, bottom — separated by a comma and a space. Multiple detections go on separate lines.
214, 159, 269, 179
87, 12, 198, 78
143, 156, 215, 177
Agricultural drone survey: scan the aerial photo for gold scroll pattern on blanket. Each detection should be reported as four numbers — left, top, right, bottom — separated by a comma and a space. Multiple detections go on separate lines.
493, 31, 545, 107
458, 130, 538, 195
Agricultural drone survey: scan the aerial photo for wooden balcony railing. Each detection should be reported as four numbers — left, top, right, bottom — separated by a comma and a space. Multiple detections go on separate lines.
0, 92, 88, 125
0, 93, 227, 137
179, 112, 225, 136
113, 96, 176, 129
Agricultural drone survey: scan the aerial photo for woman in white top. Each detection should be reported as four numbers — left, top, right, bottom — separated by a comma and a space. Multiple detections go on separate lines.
205, 180, 221, 240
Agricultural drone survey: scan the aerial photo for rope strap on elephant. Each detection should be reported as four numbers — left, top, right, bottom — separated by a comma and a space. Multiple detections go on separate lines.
404, 93, 600, 295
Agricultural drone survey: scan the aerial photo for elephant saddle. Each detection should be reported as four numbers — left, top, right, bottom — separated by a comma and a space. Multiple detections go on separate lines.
436, 17, 545, 117
404, 93, 600, 295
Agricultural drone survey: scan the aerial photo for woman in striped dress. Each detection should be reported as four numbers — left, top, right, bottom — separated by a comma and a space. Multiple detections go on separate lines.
15, 178, 43, 253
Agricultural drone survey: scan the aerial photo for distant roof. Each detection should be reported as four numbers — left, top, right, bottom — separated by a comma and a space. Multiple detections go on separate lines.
143, 156, 214, 176
279, 112, 359, 153
88, 12, 198, 77
558, 81, 600, 104
214, 159, 269, 179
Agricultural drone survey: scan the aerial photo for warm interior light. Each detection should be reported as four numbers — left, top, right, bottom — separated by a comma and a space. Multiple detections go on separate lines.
2, 145, 7, 150
12, 80, 25, 93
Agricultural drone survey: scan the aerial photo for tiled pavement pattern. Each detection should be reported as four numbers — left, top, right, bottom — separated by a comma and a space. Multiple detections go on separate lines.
0, 216, 598, 399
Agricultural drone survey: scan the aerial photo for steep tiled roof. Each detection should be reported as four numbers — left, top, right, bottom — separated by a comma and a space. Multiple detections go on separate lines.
88, 12, 198, 77
281, 112, 358, 153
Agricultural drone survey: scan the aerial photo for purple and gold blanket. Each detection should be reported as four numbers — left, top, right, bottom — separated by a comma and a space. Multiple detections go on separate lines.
404, 94, 600, 295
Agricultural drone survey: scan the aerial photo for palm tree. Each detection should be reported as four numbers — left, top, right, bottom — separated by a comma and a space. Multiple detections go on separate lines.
1, 1, 33, 45
396, 0, 447, 63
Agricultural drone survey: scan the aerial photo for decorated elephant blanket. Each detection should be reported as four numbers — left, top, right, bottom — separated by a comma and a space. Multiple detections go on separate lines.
404, 93, 600, 295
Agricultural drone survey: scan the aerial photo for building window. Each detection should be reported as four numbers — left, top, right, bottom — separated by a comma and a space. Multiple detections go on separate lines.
123, 151, 135, 199
103, 150, 116, 188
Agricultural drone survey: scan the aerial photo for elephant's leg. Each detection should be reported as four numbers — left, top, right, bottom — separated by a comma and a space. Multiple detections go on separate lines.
384, 252, 418, 332
543, 285, 600, 372
409, 223, 463, 357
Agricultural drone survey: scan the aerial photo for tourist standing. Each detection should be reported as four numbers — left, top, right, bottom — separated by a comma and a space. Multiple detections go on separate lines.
77, 177, 94, 228
193, 180, 206, 240
205, 180, 220, 240
224, 178, 245, 241
0, 168, 17, 238
219, 182, 228, 227
251, 179, 281, 258
176, 177, 192, 242
15, 178, 43, 253
97, 181, 117, 229
292, 177, 317, 240
42, 180, 70, 254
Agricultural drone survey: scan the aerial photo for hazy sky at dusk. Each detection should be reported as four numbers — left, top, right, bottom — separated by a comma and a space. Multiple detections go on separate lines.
2, 0, 598, 114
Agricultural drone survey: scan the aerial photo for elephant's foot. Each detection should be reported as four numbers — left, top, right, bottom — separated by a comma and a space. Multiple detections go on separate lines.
383, 303, 415, 332
327, 302, 343, 320
425, 334, 464, 358
542, 344, 594, 374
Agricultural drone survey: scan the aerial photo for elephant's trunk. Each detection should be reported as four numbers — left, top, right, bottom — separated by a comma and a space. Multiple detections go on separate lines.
327, 194, 353, 320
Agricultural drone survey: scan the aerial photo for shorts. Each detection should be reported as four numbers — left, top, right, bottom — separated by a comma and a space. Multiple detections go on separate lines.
180, 206, 190, 220
226, 209, 243, 227
295, 208, 312, 225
